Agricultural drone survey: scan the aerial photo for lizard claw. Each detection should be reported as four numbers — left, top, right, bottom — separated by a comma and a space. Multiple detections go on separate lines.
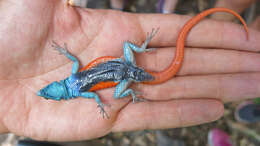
141, 28, 159, 50
132, 96, 147, 103
147, 27, 159, 40
97, 103, 110, 119
51, 41, 68, 55
145, 47, 156, 52
131, 91, 148, 103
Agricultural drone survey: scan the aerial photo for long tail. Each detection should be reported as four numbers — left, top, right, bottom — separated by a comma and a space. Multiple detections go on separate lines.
145, 8, 249, 85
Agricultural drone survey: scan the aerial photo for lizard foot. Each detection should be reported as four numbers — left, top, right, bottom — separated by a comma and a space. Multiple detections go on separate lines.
145, 47, 156, 52
147, 28, 160, 41
141, 28, 159, 51
132, 91, 148, 103
132, 96, 148, 103
51, 41, 68, 55
97, 103, 110, 119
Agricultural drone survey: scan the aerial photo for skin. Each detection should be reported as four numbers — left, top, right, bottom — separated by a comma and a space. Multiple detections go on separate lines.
0, 0, 260, 142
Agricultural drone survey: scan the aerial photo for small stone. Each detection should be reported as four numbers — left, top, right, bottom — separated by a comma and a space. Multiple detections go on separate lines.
146, 132, 155, 142
106, 139, 113, 146
134, 136, 146, 146
181, 128, 188, 136
122, 137, 130, 145
113, 132, 123, 139
240, 138, 249, 146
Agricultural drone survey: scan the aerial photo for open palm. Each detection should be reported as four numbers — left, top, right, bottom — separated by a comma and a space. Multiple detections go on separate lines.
0, 0, 260, 141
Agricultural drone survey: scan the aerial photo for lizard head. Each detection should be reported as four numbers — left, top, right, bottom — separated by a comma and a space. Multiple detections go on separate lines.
37, 81, 66, 100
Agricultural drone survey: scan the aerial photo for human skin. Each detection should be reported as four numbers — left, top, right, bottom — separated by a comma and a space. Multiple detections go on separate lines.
0, 0, 260, 141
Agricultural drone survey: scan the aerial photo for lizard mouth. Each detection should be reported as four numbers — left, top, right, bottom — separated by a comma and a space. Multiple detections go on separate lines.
37, 90, 43, 96
146, 74, 155, 81
142, 72, 155, 81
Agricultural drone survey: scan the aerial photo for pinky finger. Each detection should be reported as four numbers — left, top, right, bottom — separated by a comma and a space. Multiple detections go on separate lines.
112, 99, 224, 132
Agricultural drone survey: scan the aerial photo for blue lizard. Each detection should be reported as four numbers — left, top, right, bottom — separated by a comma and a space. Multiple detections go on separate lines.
37, 29, 158, 118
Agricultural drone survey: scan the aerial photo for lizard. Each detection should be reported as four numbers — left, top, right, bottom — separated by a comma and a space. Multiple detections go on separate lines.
37, 8, 249, 118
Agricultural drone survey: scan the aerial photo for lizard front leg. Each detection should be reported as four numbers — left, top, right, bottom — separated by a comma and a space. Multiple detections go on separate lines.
79, 92, 109, 118
52, 41, 80, 74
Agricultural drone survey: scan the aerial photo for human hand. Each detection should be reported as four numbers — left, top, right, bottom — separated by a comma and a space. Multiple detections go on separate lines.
0, 0, 260, 141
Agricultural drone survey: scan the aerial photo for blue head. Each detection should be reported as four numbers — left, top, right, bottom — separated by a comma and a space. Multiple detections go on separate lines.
37, 81, 67, 100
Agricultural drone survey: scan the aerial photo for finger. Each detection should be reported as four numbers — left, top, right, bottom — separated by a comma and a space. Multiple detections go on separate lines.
137, 47, 260, 75
112, 99, 223, 131
138, 73, 260, 102
138, 13, 260, 51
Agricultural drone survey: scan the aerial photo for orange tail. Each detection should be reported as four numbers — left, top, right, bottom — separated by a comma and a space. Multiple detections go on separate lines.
145, 8, 249, 85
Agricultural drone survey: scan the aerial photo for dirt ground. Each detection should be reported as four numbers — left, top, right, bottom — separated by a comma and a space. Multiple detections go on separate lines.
1, 0, 259, 146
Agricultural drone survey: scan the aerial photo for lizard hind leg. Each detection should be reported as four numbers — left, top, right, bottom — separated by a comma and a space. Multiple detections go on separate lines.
141, 27, 159, 51
113, 80, 145, 103
51, 41, 80, 74
119, 88, 146, 103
